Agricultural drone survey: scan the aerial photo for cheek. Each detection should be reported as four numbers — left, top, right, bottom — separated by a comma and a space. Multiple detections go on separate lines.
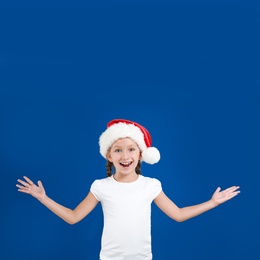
108, 152, 120, 162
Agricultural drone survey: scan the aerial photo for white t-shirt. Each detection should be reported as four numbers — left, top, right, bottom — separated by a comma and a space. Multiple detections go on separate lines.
90, 174, 162, 260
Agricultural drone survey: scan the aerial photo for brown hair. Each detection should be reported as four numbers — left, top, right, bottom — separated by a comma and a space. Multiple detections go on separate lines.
105, 160, 142, 177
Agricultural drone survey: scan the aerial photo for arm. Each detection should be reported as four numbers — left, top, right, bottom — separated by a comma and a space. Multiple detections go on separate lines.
16, 176, 99, 225
154, 186, 240, 222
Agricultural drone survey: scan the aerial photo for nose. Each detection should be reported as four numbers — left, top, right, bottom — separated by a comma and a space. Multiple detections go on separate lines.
121, 150, 129, 159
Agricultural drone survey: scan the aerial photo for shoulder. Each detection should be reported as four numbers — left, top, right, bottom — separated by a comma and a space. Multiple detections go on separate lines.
91, 176, 113, 186
139, 175, 162, 199
140, 175, 161, 182
90, 177, 113, 201
139, 175, 162, 186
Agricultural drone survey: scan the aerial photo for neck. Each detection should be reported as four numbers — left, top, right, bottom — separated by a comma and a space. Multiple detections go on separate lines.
113, 172, 139, 183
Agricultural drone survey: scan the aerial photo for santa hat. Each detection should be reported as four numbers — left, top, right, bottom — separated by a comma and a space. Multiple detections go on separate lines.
99, 119, 160, 164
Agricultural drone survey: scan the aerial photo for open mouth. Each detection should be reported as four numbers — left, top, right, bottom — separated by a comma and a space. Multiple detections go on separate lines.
120, 162, 133, 167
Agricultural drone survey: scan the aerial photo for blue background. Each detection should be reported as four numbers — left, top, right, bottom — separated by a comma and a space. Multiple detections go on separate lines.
0, 1, 259, 259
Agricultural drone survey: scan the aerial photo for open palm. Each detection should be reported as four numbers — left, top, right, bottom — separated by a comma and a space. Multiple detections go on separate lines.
211, 186, 240, 206
16, 176, 46, 200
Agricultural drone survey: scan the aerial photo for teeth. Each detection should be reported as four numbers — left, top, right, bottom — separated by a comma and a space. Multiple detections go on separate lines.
121, 162, 131, 166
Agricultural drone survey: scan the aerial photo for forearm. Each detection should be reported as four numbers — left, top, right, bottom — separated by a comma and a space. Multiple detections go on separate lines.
177, 199, 217, 222
155, 187, 240, 223
38, 195, 76, 224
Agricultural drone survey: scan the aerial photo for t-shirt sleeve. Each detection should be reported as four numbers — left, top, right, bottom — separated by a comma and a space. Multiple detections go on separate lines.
152, 178, 162, 199
90, 180, 101, 201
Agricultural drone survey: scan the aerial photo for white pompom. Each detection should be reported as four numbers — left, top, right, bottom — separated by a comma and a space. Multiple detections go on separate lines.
142, 147, 160, 164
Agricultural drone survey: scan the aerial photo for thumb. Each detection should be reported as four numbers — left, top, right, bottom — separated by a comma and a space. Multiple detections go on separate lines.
215, 187, 221, 193
38, 180, 43, 188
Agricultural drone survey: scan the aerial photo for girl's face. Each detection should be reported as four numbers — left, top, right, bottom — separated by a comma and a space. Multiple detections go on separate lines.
107, 137, 141, 176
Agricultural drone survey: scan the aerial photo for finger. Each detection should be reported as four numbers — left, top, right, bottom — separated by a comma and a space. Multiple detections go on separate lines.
17, 179, 30, 187
38, 180, 43, 188
16, 183, 31, 192
17, 188, 30, 194
226, 186, 240, 192
227, 191, 240, 199
226, 186, 237, 190
16, 184, 27, 189
23, 176, 34, 185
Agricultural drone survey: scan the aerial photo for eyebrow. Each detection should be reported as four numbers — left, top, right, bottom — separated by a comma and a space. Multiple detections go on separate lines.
112, 145, 136, 149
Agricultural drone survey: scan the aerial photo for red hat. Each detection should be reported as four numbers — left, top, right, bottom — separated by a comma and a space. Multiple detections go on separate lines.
99, 119, 160, 164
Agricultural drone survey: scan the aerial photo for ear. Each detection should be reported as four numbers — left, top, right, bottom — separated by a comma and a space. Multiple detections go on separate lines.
106, 151, 113, 162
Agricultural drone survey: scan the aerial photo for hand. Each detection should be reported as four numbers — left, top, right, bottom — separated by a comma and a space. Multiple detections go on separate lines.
16, 176, 46, 201
211, 186, 240, 206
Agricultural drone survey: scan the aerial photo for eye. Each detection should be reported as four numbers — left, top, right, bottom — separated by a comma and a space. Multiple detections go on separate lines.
129, 148, 135, 152
115, 149, 121, 152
